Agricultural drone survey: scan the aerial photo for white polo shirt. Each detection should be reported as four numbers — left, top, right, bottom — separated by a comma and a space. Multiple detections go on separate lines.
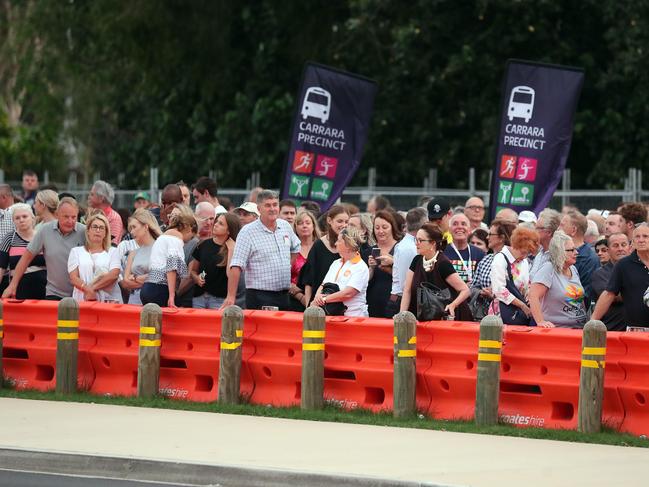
321, 255, 369, 317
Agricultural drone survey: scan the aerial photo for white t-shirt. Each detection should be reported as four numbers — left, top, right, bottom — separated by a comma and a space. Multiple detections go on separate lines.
322, 255, 369, 317
68, 246, 123, 303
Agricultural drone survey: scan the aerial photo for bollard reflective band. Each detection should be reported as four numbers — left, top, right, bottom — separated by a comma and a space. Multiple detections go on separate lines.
302, 343, 325, 351
57, 320, 79, 328
408, 336, 417, 345
581, 359, 605, 369
303, 330, 325, 338
478, 353, 501, 362
236, 329, 243, 337
393, 336, 398, 344
221, 341, 242, 350
479, 340, 502, 349
0, 318, 3, 325
0, 331, 3, 339
397, 349, 416, 358
57, 332, 79, 340
139, 339, 161, 347
140, 326, 157, 335
582, 347, 606, 355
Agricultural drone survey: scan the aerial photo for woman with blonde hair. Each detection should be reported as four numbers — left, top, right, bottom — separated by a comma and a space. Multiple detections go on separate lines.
34, 190, 59, 230
311, 226, 370, 317
0, 203, 46, 299
288, 209, 320, 310
140, 204, 196, 308
68, 212, 123, 303
121, 209, 162, 305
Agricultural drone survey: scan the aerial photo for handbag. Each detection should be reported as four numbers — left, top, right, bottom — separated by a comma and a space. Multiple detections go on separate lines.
416, 282, 451, 321
468, 287, 490, 321
498, 253, 531, 326
320, 282, 347, 316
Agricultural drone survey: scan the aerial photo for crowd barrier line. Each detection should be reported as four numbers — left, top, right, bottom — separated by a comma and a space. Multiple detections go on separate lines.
1, 299, 648, 436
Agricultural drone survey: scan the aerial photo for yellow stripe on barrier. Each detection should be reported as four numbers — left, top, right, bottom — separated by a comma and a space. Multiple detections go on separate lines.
0, 318, 3, 325
583, 347, 606, 355
0, 330, 4, 338
236, 329, 243, 338
57, 320, 79, 328
479, 340, 502, 349
397, 349, 416, 358
57, 332, 79, 340
139, 339, 161, 347
581, 359, 605, 369
220, 341, 242, 350
303, 330, 325, 338
140, 326, 157, 335
393, 336, 397, 344
478, 352, 501, 362
408, 336, 417, 345
302, 343, 325, 351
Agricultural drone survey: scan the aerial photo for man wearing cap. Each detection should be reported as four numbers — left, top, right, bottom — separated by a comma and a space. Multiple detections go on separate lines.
518, 210, 537, 225
427, 197, 453, 244
234, 202, 260, 226
464, 196, 488, 231
133, 191, 151, 210
226, 190, 300, 310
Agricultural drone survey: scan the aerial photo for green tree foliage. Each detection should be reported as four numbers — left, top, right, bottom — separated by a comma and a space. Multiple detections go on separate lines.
1, 1, 648, 189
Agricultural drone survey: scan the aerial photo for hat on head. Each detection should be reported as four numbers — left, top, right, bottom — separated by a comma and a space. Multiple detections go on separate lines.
235, 201, 260, 216
134, 191, 150, 202
518, 210, 538, 223
427, 197, 450, 220
214, 205, 228, 215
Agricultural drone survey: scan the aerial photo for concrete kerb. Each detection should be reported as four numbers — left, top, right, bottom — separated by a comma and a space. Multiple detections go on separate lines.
0, 448, 457, 487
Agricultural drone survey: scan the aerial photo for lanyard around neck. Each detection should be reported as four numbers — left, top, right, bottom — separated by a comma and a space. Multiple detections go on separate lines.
450, 243, 472, 282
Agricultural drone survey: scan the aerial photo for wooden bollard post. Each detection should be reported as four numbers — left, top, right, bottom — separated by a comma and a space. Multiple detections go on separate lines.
301, 306, 325, 410
0, 300, 4, 388
475, 315, 503, 426
218, 305, 244, 405
56, 298, 80, 394
137, 303, 163, 398
578, 319, 607, 433
393, 311, 417, 418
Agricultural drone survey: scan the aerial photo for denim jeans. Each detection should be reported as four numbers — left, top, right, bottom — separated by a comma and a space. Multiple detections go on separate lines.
192, 293, 225, 309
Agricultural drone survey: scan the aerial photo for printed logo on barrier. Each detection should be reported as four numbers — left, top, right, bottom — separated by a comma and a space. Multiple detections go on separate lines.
515, 157, 538, 182
289, 175, 311, 198
292, 151, 315, 174
315, 155, 338, 178
511, 183, 534, 206
301, 87, 332, 124
310, 178, 333, 201
500, 155, 517, 178
498, 181, 514, 204
507, 86, 535, 123
564, 284, 584, 306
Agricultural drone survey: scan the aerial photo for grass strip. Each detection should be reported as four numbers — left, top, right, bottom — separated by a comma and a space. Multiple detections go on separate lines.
0, 387, 646, 448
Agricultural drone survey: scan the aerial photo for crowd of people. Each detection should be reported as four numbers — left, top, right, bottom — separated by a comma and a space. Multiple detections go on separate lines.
0, 169, 648, 331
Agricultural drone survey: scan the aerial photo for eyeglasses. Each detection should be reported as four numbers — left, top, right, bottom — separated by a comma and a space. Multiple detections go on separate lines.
465, 206, 485, 211
89, 224, 107, 231
564, 248, 578, 253
416, 238, 433, 244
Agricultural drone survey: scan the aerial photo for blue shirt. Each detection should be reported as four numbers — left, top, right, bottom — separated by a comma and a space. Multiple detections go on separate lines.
576, 242, 600, 305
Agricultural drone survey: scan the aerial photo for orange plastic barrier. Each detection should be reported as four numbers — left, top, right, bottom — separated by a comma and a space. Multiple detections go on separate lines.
3, 299, 649, 437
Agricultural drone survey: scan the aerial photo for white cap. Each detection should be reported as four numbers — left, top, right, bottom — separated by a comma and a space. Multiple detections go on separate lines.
518, 210, 537, 223
235, 201, 260, 216
214, 205, 228, 215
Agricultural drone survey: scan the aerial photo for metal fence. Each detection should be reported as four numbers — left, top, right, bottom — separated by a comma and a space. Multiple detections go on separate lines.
2, 167, 646, 214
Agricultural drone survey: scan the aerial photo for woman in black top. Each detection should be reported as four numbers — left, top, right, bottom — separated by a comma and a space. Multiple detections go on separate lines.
0, 203, 46, 299
366, 210, 402, 318
303, 205, 350, 305
189, 213, 240, 309
400, 223, 471, 321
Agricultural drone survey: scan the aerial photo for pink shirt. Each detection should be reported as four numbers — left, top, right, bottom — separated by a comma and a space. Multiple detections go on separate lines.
104, 206, 124, 245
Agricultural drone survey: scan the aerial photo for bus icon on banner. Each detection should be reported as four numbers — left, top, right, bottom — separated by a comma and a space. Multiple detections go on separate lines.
507, 86, 535, 123
301, 87, 331, 124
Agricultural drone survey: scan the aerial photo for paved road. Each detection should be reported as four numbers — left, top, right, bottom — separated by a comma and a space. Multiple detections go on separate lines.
0, 469, 201, 487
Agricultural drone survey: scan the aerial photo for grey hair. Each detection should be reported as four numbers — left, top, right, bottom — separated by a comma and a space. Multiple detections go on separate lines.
194, 201, 216, 217
406, 207, 428, 233
548, 230, 573, 273
256, 189, 279, 205
10, 203, 34, 221
350, 212, 376, 246
585, 219, 600, 239
92, 180, 115, 205
537, 208, 562, 234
